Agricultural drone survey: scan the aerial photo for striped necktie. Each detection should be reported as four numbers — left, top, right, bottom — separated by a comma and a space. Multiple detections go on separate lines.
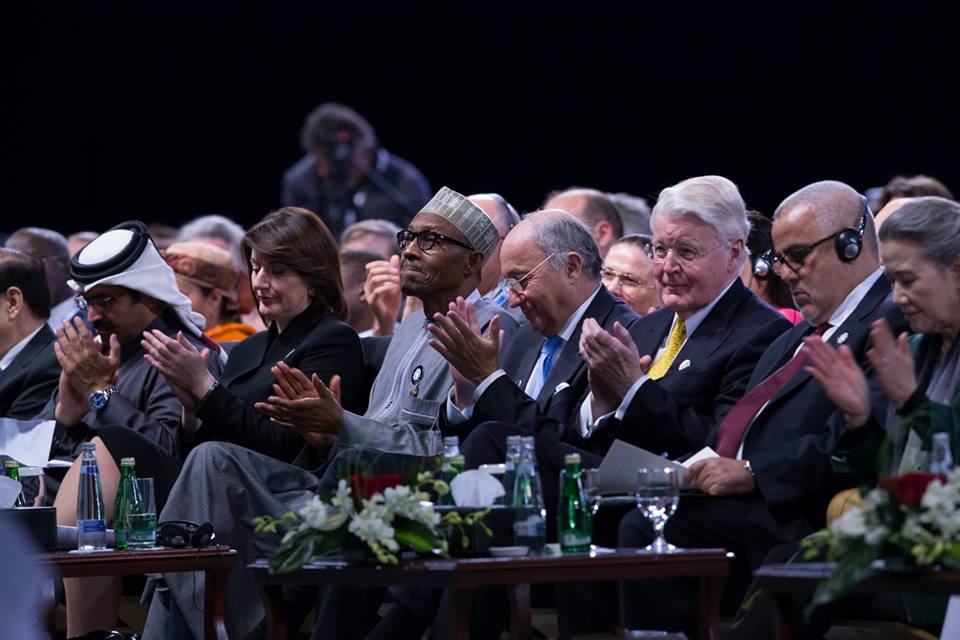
647, 318, 686, 380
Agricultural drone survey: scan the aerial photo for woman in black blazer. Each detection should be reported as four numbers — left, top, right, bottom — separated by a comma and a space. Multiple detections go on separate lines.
142, 206, 365, 462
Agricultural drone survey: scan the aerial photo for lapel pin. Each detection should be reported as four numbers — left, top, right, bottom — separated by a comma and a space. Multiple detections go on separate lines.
836, 332, 849, 345
678, 359, 691, 371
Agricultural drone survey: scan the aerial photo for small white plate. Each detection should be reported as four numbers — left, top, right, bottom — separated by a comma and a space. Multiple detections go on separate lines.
489, 546, 529, 557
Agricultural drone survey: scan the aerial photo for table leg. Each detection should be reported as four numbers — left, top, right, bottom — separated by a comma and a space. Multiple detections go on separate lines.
769, 593, 795, 640
507, 583, 531, 640
258, 583, 287, 640
446, 587, 474, 640
698, 575, 724, 640
204, 567, 231, 640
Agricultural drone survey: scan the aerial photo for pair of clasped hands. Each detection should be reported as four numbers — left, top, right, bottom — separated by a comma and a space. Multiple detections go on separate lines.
139, 330, 342, 452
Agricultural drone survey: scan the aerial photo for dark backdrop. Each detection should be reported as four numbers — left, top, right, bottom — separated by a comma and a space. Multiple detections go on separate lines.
4, 3, 958, 234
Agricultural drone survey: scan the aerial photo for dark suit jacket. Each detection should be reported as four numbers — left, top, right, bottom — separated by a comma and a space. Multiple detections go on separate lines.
0, 324, 60, 419
192, 305, 365, 464
470, 286, 642, 438
732, 275, 908, 538
591, 279, 792, 457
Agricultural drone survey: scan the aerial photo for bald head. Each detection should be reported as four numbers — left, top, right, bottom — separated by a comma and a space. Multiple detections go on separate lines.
4, 227, 72, 304
875, 197, 915, 232
469, 193, 521, 295
774, 180, 878, 259
544, 188, 622, 257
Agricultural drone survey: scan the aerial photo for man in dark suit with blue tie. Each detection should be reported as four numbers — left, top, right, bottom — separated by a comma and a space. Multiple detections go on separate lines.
612, 181, 906, 637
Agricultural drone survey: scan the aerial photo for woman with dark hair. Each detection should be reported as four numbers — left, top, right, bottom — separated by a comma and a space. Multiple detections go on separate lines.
741, 210, 803, 323
142, 206, 364, 462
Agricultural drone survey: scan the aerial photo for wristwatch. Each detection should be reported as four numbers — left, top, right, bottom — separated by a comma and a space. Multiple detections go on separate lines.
743, 459, 755, 478
89, 385, 118, 413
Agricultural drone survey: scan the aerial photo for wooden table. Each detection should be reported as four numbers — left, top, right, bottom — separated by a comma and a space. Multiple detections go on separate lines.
753, 562, 960, 639
41, 546, 237, 640
250, 547, 732, 640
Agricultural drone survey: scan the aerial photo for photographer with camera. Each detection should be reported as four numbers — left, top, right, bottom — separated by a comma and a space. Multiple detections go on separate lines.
281, 102, 432, 238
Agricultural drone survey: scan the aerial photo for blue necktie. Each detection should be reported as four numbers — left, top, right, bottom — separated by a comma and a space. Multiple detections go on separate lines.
541, 335, 565, 381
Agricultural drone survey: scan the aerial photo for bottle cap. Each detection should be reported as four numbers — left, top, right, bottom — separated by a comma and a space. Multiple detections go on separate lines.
120, 457, 136, 467
564, 453, 582, 465
81, 442, 96, 451
443, 436, 460, 446
3, 460, 17, 468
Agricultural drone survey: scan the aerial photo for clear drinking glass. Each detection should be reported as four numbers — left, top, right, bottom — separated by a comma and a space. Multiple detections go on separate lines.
123, 477, 157, 549
581, 468, 602, 517
636, 467, 679, 553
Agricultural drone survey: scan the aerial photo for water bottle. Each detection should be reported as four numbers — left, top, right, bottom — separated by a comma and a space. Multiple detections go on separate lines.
930, 432, 954, 475
512, 436, 546, 553
77, 442, 107, 551
439, 436, 463, 505
503, 435, 523, 507
558, 453, 592, 552
113, 457, 137, 550
3, 460, 28, 507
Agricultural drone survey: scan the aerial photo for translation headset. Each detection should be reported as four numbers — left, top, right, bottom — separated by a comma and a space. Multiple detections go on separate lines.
752, 195, 870, 277
156, 520, 216, 548
834, 197, 870, 263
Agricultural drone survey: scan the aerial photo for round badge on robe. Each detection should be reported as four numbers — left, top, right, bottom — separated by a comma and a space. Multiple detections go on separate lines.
409, 365, 424, 397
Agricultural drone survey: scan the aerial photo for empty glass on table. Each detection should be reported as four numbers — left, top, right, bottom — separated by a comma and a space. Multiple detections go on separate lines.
635, 467, 679, 553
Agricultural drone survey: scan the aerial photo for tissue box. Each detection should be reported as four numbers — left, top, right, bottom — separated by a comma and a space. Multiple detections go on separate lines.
0, 507, 57, 551
437, 506, 514, 557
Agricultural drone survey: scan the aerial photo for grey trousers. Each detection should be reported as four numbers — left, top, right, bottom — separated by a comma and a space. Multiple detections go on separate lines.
142, 442, 319, 640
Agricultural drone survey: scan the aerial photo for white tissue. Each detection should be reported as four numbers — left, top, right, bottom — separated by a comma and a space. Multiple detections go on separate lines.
0, 476, 22, 508
450, 469, 505, 507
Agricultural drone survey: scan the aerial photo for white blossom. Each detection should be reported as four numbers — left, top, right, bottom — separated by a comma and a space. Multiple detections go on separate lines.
349, 494, 399, 552
298, 495, 349, 532
830, 505, 869, 539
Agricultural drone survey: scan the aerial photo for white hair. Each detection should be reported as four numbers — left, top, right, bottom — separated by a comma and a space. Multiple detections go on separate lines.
651, 176, 750, 255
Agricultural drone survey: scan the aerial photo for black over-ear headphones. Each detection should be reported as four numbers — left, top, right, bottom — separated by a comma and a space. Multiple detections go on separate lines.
834, 197, 870, 263
156, 520, 215, 548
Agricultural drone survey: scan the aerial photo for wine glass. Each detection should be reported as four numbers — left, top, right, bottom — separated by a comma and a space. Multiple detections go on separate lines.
581, 468, 602, 517
636, 467, 679, 553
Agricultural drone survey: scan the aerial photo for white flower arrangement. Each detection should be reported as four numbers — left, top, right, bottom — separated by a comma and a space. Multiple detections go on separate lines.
801, 469, 960, 616
254, 471, 485, 572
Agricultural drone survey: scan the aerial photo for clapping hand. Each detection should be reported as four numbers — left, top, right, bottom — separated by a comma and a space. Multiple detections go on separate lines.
54, 317, 121, 397
255, 362, 343, 444
364, 256, 402, 336
141, 330, 215, 412
804, 336, 872, 428
579, 319, 650, 416
426, 297, 502, 386
865, 318, 918, 409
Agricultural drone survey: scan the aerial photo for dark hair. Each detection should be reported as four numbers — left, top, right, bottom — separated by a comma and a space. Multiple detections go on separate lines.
300, 103, 378, 154
242, 207, 347, 321
879, 175, 954, 210
745, 210, 796, 310
0, 249, 52, 319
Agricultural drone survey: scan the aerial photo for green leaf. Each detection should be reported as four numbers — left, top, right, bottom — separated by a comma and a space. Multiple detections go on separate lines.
394, 518, 445, 555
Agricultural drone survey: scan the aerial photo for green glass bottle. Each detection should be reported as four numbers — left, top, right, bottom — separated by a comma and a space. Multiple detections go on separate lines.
113, 457, 137, 550
557, 453, 592, 552
4, 460, 28, 507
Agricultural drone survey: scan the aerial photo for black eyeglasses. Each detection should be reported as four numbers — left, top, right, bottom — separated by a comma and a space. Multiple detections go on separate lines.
75, 291, 136, 314
770, 233, 837, 274
397, 229, 474, 253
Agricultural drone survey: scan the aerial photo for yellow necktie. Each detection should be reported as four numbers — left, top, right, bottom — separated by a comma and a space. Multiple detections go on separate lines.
647, 318, 686, 380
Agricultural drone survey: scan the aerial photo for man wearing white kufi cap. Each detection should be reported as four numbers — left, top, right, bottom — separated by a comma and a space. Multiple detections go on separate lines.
39, 220, 223, 637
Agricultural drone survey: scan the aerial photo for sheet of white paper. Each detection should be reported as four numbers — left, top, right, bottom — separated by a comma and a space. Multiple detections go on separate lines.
941, 596, 960, 639
0, 419, 56, 468
0, 476, 21, 508
597, 439, 687, 494
680, 446, 719, 468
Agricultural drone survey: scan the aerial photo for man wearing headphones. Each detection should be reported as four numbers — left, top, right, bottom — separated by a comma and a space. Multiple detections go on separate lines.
614, 180, 908, 636
281, 102, 432, 238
